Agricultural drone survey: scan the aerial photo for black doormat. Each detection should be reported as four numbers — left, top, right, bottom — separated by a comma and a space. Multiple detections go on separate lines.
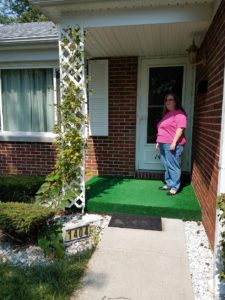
109, 214, 162, 231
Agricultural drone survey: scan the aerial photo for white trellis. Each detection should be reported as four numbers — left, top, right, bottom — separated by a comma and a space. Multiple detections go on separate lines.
59, 24, 87, 213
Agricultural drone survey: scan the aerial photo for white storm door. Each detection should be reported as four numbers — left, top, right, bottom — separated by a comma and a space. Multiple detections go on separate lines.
137, 60, 185, 170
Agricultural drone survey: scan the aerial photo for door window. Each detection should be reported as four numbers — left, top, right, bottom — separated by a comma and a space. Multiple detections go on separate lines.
147, 66, 184, 143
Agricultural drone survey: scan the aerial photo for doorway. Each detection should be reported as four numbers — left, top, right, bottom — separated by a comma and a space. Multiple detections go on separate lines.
136, 58, 195, 172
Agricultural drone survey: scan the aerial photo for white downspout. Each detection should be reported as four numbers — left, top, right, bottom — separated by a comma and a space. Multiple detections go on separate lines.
214, 61, 225, 299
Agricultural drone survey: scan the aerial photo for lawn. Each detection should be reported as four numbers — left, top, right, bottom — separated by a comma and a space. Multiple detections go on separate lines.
0, 249, 94, 300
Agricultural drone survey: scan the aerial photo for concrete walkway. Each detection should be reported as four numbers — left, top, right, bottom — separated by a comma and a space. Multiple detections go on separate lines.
75, 218, 194, 300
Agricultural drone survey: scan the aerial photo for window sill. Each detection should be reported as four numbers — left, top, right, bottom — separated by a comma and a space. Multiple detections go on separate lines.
0, 132, 56, 143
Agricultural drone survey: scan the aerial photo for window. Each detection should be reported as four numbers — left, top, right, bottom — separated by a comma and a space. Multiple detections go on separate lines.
0, 68, 56, 134
147, 66, 184, 143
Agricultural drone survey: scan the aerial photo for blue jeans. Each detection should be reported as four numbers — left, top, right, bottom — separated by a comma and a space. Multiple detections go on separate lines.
159, 143, 184, 191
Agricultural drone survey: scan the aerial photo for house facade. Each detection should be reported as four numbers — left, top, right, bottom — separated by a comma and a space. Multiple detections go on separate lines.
0, 1, 225, 293
0, 22, 58, 175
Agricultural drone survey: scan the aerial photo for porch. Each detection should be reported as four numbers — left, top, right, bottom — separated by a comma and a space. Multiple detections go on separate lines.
86, 176, 201, 221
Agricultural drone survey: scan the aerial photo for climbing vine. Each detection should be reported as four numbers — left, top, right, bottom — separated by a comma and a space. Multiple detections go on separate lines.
217, 194, 225, 281
36, 25, 90, 209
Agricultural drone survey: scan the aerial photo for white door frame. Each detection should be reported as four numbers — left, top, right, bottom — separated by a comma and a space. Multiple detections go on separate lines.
136, 56, 196, 172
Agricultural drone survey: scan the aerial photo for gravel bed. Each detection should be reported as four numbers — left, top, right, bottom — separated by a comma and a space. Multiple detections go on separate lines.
0, 213, 111, 266
184, 221, 214, 300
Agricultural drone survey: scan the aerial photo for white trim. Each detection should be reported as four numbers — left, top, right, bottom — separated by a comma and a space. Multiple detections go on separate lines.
53, 68, 58, 124
0, 37, 58, 43
214, 61, 225, 300
0, 132, 56, 142
212, 0, 222, 19
0, 64, 58, 70
135, 56, 142, 171
62, 3, 212, 28
217, 63, 225, 195
136, 56, 195, 171
0, 70, 3, 132
30, 0, 214, 7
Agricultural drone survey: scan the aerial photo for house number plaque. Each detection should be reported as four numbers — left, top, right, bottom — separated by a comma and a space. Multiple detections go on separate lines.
65, 225, 90, 242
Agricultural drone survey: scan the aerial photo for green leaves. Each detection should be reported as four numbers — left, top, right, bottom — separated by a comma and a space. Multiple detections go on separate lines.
38, 222, 64, 259
217, 194, 225, 281
0, 0, 48, 24
35, 25, 90, 210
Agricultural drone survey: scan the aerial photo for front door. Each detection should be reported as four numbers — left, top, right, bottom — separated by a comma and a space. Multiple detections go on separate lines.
137, 58, 194, 171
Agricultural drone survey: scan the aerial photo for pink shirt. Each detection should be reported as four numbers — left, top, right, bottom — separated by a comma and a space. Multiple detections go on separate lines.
156, 109, 187, 145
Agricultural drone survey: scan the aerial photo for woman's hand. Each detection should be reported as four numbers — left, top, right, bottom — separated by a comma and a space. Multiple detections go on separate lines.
170, 141, 176, 151
170, 128, 184, 150
156, 143, 159, 150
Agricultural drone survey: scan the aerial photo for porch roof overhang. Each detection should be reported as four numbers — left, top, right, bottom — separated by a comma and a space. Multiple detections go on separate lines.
29, 0, 217, 26
29, 0, 222, 59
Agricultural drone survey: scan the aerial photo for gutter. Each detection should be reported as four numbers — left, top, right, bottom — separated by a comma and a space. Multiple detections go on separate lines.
0, 36, 58, 44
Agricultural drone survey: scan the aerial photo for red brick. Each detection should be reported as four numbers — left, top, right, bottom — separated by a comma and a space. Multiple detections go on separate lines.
0, 142, 56, 176
192, 0, 225, 248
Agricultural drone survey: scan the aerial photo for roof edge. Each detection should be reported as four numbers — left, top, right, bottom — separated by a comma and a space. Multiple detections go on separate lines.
0, 36, 58, 44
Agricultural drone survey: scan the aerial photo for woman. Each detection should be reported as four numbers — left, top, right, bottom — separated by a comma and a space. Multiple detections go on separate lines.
156, 93, 187, 196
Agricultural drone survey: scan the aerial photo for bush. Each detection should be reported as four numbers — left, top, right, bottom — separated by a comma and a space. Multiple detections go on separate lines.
0, 176, 45, 203
217, 194, 225, 281
0, 202, 55, 242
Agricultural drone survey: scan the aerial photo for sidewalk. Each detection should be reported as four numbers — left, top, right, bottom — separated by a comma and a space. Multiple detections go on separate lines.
75, 218, 194, 300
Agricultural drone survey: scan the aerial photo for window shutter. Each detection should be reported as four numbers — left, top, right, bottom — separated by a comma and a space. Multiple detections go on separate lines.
88, 59, 108, 136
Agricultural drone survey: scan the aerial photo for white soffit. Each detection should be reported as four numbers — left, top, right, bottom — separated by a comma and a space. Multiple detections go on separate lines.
30, 0, 214, 10
84, 22, 209, 58
29, 0, 215, 25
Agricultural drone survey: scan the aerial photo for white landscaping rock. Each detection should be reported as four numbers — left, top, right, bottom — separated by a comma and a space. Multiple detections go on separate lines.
62, 213, 111, 255
184, 221, 214, 300
0, 213, 111, 266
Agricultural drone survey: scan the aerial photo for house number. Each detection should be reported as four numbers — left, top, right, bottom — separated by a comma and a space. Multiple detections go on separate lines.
65, 225, 90, 242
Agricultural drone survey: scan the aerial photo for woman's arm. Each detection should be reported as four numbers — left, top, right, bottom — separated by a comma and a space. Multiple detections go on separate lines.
170, 128, 184, 150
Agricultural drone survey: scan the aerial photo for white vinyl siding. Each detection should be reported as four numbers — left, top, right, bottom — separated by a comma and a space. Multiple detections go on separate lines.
88, 59, 108, 136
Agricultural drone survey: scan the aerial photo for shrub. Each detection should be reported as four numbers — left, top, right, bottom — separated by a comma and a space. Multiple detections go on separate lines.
217, 194, 225, 281
0, 176, 45, 203
0, 202, 55, 242
38, 221, 65, 259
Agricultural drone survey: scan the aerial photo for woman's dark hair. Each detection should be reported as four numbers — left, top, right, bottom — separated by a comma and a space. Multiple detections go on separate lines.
162, 93, 187, 116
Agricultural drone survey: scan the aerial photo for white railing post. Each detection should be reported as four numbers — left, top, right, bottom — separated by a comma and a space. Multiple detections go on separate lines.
58, 24, 87, 213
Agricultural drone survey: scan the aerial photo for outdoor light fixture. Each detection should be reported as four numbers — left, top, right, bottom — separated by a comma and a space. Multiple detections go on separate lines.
186, 39, 206, 67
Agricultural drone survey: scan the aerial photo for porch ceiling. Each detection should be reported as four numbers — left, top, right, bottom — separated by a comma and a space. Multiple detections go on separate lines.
84, 21, 209, 58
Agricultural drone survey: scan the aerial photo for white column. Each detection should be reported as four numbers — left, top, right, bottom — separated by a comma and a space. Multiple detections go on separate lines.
58, 24, 87, 213
214, 61, 225, 299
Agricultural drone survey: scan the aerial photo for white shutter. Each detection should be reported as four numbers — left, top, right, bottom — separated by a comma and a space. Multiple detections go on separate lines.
88, 59, 108, 136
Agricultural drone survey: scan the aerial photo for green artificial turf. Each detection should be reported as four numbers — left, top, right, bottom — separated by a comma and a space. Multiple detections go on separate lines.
86, 176, 201, 221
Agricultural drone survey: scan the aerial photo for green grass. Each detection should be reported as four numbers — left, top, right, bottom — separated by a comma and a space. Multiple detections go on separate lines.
0, 249, 94, 300
86, 176, 201, 221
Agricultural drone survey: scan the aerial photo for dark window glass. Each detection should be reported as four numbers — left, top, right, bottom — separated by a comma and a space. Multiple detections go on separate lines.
147, 66, 183, 143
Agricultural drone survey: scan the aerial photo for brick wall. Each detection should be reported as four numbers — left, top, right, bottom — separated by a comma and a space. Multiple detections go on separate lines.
0, 142, 55, 176
85, 57, 138, 178
192, 0, 225, 247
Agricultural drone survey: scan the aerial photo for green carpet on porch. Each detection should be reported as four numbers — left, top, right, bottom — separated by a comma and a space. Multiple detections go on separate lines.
86, 176, 201, 221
